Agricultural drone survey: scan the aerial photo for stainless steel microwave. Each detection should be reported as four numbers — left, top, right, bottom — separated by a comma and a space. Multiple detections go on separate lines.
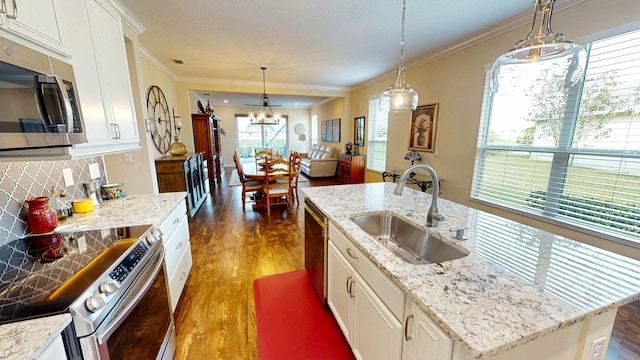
0, 37, 87, 156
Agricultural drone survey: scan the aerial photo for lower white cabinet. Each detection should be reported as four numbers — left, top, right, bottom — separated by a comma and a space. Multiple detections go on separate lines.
402, 299, 453, 360
36, 334, 67, 360
328, 241, 403, 360
158, 200, 192, 312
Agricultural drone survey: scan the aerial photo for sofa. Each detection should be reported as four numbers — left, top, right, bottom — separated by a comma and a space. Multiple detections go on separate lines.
300, 144, 338, 177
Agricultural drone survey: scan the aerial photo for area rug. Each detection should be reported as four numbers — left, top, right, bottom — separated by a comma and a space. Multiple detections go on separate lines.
253, 269, 354, 360
228, 169, 309, 187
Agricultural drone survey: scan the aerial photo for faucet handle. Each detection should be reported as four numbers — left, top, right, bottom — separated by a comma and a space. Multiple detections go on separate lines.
449, 227, 467, 240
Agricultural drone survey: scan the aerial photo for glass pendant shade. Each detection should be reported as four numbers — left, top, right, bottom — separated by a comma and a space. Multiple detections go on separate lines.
489, 0, 586, 93
379, 80, 419, 112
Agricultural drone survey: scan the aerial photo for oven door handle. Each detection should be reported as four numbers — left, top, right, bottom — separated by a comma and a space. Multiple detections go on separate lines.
95, 248, 166, 344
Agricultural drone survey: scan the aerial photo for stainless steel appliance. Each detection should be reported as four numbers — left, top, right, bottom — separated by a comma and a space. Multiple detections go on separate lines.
0, 36, 87, 156
305, 198, 328, 303
0, 225, 176, 360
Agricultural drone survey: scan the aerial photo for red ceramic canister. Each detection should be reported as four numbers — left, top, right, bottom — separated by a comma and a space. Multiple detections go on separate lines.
25, 196, 58, 234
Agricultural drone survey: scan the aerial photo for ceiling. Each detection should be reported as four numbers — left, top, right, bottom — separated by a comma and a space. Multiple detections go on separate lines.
118, 0, 549, 108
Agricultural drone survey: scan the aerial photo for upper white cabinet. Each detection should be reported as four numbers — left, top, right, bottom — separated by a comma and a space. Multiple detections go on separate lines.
0, 0, 68, 56
59, 0, 140, 157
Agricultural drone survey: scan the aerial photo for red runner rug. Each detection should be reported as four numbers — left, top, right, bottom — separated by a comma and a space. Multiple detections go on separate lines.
253, 269, 354, 360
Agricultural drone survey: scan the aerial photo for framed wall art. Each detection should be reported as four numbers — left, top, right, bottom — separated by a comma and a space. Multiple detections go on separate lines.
354, 116, 365, 146
331, 118, 341, 142
321, 121, 327, 141
409, 103, 439, 152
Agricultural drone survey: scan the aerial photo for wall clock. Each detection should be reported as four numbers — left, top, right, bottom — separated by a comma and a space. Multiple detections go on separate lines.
294, 123, 305, 135
146, 85, 172, 154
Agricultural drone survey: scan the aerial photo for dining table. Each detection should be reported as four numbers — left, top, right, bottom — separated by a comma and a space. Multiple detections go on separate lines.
242, 161, 290, 181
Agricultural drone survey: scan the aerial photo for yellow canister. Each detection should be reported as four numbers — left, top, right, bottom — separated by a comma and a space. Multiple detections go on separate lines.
72, 198, 94, 213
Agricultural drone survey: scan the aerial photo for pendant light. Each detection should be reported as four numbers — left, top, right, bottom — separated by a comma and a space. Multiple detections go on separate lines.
379, 0, 418, 112
489, 0, 586, 93
247, 67, 282, 125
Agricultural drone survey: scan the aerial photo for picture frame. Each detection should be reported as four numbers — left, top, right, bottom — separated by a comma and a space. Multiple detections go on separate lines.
321, 121, 328, 141
409, 103, 439, 152
331, 118, 341, 142
354, 116, 365, 146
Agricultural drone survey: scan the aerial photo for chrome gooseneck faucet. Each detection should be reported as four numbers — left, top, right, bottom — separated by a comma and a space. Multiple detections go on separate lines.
393, 164, 444, 227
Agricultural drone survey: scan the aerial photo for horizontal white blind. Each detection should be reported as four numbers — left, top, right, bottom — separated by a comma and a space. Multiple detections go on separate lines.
472, 28, 640, 244
367, 99, 389, 172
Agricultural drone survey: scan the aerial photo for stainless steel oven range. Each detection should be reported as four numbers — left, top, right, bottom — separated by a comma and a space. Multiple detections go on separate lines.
0, 225, 176, 360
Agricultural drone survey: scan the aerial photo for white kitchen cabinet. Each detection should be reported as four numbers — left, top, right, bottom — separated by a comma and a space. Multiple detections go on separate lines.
0, 0, 68, 56
328, 240, 403, 360
402, 299, 453, 360
158, 200, 192, 312
36, 334, 67, 360
58, 0, 140, 157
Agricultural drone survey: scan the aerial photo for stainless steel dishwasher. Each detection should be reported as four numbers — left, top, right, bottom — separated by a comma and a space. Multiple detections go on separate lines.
304, 198, 328, 304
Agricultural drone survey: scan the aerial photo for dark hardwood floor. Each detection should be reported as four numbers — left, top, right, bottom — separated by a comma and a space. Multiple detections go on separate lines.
172, 170, 639, 359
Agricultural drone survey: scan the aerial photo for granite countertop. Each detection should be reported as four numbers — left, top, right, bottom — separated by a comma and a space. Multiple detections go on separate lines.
0, 192, 187, 360
0, 314, 71, 359
302, 183, 640, 359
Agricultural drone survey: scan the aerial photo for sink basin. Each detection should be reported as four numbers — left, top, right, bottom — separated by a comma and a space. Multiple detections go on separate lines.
350, 213, 467, 265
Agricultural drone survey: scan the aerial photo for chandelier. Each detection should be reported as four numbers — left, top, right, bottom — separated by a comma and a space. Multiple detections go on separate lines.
379, 0, 418, 113
489, 0, 586, 93
248, 67, 281, 125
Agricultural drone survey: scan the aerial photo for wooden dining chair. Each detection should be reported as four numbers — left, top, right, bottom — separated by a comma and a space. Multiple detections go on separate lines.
263, 157, 291, 216
233, 152, 264, 211
288, 151, 303, 205
255, 149, 272, 168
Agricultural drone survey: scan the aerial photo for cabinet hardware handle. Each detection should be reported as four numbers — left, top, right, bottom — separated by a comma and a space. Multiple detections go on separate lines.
173, 217, 180, 224
346, 248, 358, 260
0, 0, 6, 14
347, 278, 355, 298
7, 0, 16, 19
180, 272, 187, 281
345, 276, 352, 294
404, 314, 414, 341
176, 242, 182, 250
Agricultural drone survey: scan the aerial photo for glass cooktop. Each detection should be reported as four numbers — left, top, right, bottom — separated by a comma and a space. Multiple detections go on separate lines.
0, 225, 153, 324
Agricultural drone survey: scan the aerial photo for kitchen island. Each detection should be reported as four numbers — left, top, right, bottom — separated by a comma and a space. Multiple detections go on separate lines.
302, 183, 640, 359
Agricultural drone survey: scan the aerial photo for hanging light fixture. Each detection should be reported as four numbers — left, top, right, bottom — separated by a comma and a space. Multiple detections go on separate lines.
379, 0, 418, 113
489, 0, 586, 93
247, 67, 282, 125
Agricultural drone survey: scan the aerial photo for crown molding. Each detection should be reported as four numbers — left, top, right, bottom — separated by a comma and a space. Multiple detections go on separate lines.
175, 75, 349, 94
138, 46, 176, 81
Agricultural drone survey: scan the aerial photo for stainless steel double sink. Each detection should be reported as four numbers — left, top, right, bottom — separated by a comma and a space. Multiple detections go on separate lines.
350, 213, 467, 265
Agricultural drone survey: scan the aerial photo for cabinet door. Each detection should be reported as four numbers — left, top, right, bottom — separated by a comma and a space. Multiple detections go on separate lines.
89, 0, 138, 144
0, 0, 67, 55
352, 272, 403, 360
328, 242, 354, 343
403, 299, 453, 360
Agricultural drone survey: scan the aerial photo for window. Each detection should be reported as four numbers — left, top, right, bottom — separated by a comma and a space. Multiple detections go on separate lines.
472, 29, 640, 244
236, 115, 288, 158
311, 114, 318, 146
367, 98, 389, 172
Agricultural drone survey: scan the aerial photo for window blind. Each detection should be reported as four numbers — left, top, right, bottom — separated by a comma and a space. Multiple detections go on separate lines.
472, 28, 640, 244
367, 99, 389, 172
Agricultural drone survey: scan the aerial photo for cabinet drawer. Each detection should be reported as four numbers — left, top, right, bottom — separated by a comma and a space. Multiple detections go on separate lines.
329, 222, 404, 320
164, 214, 190, 277
329, 222, 362, 269
158, 201, 188, 239
168, 243, 193, 312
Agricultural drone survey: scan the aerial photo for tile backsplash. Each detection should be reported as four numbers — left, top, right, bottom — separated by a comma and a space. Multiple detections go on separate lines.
0, 157, 106, 244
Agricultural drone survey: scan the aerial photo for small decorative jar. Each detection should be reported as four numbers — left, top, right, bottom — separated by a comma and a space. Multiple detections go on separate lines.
25, 196, 58, 234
